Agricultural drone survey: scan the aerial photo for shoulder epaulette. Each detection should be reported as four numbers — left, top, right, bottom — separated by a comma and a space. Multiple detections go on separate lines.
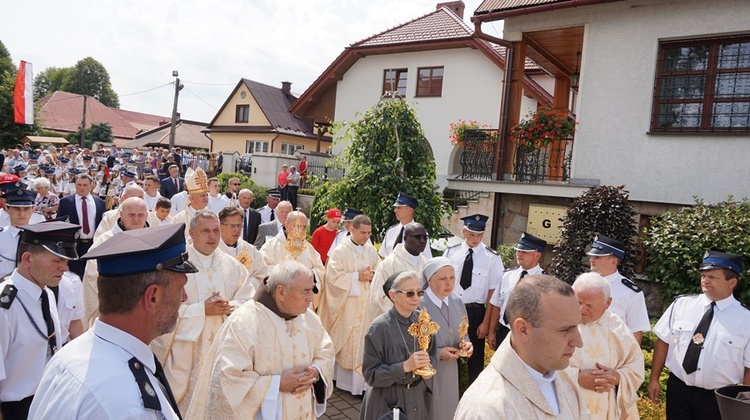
621, 278, 642, 293
541, 270, 548, 275
484, 245, 499, 256
741, 302, 750, 312
446, 243, 461, 250
0, 284, 17, 309
503, 266, 516, 273
128, 358, 161, 412
0, 227, 4, 233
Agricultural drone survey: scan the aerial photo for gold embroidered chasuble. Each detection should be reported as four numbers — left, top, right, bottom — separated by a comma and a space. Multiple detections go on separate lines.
218, 237, 269, 291
260, 231, 325, 309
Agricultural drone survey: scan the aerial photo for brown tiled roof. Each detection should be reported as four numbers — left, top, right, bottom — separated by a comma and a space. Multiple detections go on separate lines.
353, 6, 473, 47
243, 79, 314, 138
36, 91, 170, 140
111, 108, 170, 133
123, 120, 209, 149
475, 0, 565, 14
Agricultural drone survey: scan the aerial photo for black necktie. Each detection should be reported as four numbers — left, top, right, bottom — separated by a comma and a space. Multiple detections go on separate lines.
40, 289, 56, 355
270, 209, 275, 221
682, 301, 715, 374
394, 226, 405, 246
243, 211, 249, 241
520, 270, 528, 280
460, 248, 474, 290
154, 355, 182, 419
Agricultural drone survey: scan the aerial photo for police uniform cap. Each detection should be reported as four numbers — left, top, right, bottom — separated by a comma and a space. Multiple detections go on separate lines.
393, 192, 418, 209
82, 223, 198, 276
58, 157, 70, 163
4, 187, 36, 207
587, 235, 625, 259
12, 165, 27, 173
19, 221, 81, 260
121, 168, 137, 178
342, 207, 362, 222
515, 231, 547, 253
266, 188, 281, 200
43, 167, 56, 175
82, 155, 92, 161
28, 154, 39, 161
461, 214, 489, 233
699, 250, 743, 275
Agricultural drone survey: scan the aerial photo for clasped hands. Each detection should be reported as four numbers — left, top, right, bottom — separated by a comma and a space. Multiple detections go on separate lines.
280, 365, 320, 394
439, 342, 474, 361
204, 291, 235, 316
578, 362, 620, 393
358, 267, 374, 282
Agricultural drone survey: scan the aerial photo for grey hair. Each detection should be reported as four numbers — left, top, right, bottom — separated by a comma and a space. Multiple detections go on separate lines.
277, 200, 293, 212
391, 270, 419, 291
267, 260, 312, 293
190, 209, 219, 229
120, 184, 145, 200
506, 274, 575, 329
572, 272, 611, 299
33, 177, 51, 190
238, 188, 253, 197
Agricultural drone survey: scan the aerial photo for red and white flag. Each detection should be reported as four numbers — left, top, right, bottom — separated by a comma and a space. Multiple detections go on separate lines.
14, 60, 34, 125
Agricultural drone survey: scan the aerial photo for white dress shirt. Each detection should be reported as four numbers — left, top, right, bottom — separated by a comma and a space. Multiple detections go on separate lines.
602, 271, 651, 333
56, 272, 84, 343
444, 242, 504, 304
490, 264, 544, 326
76, 194, 97, 239
379, 222, 433, 260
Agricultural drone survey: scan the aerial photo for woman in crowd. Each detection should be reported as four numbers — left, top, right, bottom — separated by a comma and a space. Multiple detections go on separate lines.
419, 257, 473, 420
34, 177, 60, 220
360, 271, 438, 420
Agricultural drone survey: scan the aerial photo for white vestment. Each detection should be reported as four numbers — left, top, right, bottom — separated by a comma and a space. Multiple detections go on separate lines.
260, 230, 325, 309
185, 298, 335, 420
218, 237, 268, 291
318, 236, 380, 394
566, 310, 644, 419
93, 209, 159, 241
151, 245, 255, 413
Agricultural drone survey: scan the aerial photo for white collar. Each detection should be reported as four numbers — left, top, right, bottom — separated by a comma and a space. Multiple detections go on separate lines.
425, 287, 449, 307
10, 270, 44, 300
92, 319, 155, 373
518, 350, 558, 383
602, 270, 622, 283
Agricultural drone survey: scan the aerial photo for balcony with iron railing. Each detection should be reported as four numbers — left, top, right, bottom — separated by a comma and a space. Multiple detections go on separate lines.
457, 128, 574, 183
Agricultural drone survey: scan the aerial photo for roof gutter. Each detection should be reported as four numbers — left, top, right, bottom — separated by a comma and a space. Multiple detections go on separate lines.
473, 0, 623, 22
472, 20, 514, 184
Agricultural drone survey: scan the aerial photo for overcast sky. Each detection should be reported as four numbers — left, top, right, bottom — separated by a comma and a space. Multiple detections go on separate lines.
3, 0, 498, 123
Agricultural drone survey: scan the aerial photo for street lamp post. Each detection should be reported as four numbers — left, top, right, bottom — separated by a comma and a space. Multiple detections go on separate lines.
168, 70, 183, 150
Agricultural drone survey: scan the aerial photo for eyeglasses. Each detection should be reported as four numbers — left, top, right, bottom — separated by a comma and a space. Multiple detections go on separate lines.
405, 234, 429, 241
230, 183, 240, 186
220, 223, 243, 229
394, 290, 425, 298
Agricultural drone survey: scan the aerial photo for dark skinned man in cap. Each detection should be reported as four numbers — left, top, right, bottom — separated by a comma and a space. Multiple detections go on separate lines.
379, 193, 432, 260
29, 223, 198, 420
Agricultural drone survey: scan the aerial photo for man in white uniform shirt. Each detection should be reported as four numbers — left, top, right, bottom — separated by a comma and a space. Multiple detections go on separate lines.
649, 250, 750, 420
443, 214, 503, 385
587, 235, 650, 344
488, 232, 546, 350
257, 188, 281, 223
0, 188, 39, 277
379, 192, 432, 260
29, 223, 197, 420
0, 222, 80, 419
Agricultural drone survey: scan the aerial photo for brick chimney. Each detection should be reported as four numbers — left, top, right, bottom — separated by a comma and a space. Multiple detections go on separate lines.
437, 1, 465, 19
281, 81, 292, 98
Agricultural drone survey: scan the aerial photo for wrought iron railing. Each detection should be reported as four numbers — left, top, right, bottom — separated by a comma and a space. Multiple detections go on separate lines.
444, 189, 487, 210
513, 138, 573, 183
458, 129, 499, 180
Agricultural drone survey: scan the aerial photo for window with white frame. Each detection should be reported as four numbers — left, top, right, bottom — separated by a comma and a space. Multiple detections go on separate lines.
246, 141, 269, 154
281, 143, 304, 155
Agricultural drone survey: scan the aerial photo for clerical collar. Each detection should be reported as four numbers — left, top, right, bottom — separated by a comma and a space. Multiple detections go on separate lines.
253, 285, 296, 320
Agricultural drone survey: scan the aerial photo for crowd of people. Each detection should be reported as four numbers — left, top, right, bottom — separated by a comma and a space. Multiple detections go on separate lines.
0, 148, 748, 419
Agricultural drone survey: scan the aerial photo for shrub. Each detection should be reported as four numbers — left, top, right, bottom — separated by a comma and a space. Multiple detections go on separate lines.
644, 197, 750, 304
496, 243, 517, 269
549, 186, 639, 283
216, 172, 266, 209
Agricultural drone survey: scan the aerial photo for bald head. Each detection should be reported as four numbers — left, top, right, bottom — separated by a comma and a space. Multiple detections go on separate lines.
118, 197, 148, 231
120, 184, 145, 200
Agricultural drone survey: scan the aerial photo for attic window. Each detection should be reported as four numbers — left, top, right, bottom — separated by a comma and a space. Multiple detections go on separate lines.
416, 66, 444, 97
236, 105, 250, 123
383, 69, 408, 96
651, 34, 750, 133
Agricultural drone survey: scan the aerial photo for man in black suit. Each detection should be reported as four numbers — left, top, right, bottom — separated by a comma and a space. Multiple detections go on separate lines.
57, 173, 106, 278
159, 164, 184, 199
237, 189, 261, 244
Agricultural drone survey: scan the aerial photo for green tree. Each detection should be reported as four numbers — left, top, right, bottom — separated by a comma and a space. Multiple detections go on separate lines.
89, 122, 113, 144
549, 185, 639, 283
311, 96, 449, 241
33, 57, 120, 107
0, 41, 39, 148
644, 197, 750, 304
33, 67, 74, 100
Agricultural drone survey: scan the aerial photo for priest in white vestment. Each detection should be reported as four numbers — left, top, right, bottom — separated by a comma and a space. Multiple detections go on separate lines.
318, 214, 380, 395
260, 211, 325, 309
82, 197, 150, 328
151, 210, 255, 414
455, 275, 589, 419
567, 273, 644, 419
171, 167, 210, 238
363, 223, 428, 331
92, 184, 159, 241
217, 206, 268, 291
186, 260, 334, 420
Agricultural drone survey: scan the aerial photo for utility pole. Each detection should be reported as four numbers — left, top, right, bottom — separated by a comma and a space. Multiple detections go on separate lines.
169, 71, 183, 150
80, 95, 87, 147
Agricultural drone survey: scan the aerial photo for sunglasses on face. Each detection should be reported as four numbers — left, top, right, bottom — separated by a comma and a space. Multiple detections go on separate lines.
394, 289, 425, 298
406, 234, 429, 241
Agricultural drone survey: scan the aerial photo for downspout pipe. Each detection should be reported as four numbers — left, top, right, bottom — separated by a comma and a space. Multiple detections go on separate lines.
472, 19, 514, 182
202, 132, 213, 152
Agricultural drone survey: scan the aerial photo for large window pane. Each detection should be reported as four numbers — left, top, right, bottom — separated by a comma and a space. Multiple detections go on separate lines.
662, 46, 708, 72
712, 102, 750, 127
660, 75, 705, 99
719, 42, 750, 69
714, 73, 750, 98
657, 103, 702, 128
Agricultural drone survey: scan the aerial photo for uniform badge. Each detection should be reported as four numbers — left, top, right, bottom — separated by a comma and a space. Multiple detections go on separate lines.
692, 333, 705, 345
0, 296, 8, 304
144, 382, 156, 398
